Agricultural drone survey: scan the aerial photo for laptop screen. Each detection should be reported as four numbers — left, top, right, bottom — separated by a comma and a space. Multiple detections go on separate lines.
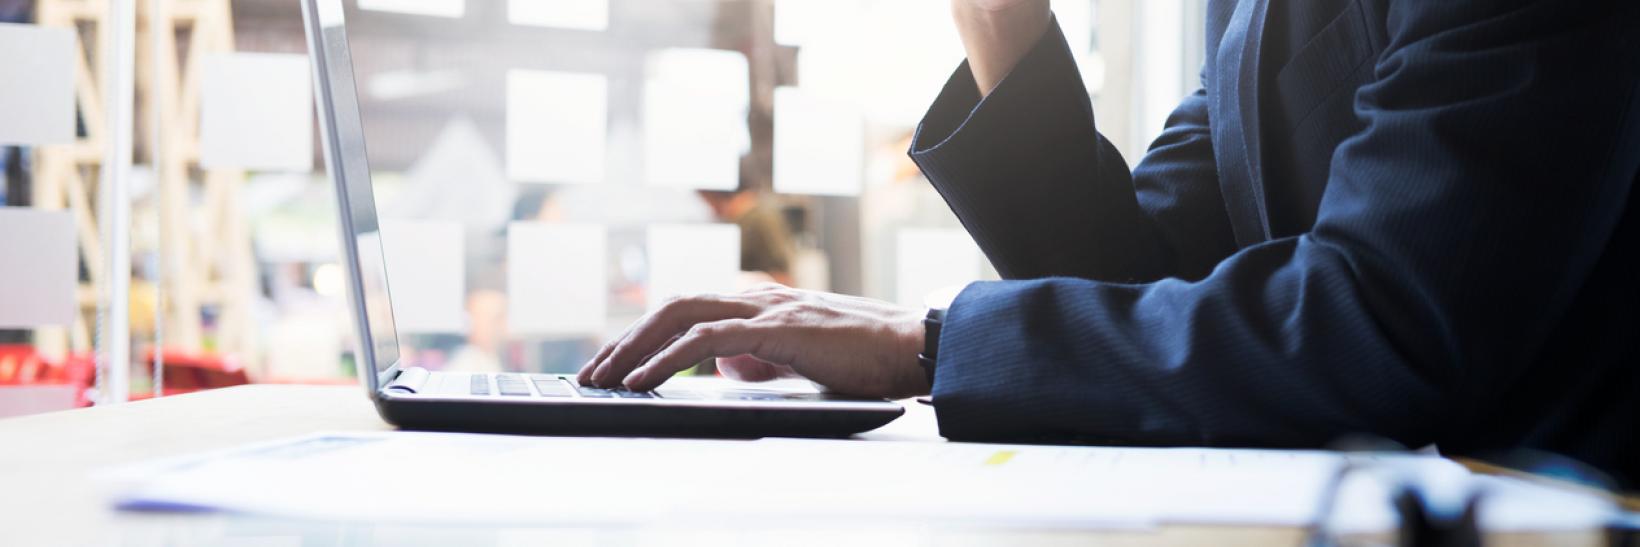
303, 0, 402, 382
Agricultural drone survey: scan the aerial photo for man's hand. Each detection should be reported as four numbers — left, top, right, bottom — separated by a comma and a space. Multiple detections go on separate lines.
577, 285, 930, 399
954, 0, 1052, 96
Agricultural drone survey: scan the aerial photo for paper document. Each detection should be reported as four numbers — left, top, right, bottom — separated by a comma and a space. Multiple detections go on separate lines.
107, 432, 1156, 528
106, 432, 1617, 532
0, 23, 75, 145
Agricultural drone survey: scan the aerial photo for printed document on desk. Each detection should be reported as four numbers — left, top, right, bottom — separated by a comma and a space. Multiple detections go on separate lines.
104, 432, 1615, 531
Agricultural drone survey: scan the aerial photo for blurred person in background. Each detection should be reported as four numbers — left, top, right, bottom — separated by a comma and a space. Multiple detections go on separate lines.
698, 180, 797, 288
705, 0, 799, 288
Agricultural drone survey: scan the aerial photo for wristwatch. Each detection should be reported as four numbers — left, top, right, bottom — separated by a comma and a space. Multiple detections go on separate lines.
918, 307, 947, 387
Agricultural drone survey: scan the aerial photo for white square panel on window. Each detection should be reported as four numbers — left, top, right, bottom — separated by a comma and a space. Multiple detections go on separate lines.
1052, 0, 1094, 55
508, 0, 608, 31
508, 223, 608, 336
645, 224, 740, 311
507, 70, 608, 185
773, 0, 862, 47
773, 86, 864, 197
793, 0, 964, 128
379, 220, 466, 334
0, 208, 76, 328
357, 0, 464, 18
642, 48, 749, 191
0, 23, 74, 145
199, 53, 313, 171
895, 228, 983, 308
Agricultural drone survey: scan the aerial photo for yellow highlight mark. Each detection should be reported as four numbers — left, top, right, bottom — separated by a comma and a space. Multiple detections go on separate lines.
984, 450, 1018, 466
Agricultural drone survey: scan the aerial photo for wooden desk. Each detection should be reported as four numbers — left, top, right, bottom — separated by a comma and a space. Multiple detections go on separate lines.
0, 385, 1603, 546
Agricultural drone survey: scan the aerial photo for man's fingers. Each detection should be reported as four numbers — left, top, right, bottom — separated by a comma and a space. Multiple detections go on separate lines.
587, 295, 756, 387
577, 338, 621, 385
622, 319, 764, 391
717, 355, 782, 382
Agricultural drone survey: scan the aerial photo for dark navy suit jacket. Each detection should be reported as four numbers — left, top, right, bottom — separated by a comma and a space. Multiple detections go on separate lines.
909, 0, 1640, 485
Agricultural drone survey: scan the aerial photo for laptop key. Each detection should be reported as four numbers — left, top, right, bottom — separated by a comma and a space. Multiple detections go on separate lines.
612, 390, 654, 399
530, 377, 575, 397
495, 375, 531, 396
575, 386, 616, 398
470, 374, 490, 396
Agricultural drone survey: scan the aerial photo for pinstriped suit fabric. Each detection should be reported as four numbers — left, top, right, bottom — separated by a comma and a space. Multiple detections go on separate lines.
908, 0, 1640, 485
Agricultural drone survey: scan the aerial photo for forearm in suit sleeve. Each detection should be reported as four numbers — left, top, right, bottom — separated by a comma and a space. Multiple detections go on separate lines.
910, 17, 1237, 283
925, 2, 1640, 447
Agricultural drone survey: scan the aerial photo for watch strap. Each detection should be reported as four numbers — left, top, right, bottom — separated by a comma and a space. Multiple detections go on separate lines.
918, 307, 946, 387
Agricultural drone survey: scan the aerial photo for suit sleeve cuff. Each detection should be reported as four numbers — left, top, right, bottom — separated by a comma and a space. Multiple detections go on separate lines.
929, 280, 1056, 442
908, 16, 1085, 158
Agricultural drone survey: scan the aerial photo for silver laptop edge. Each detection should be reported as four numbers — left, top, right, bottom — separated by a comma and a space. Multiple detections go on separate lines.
302, 0, 400, 397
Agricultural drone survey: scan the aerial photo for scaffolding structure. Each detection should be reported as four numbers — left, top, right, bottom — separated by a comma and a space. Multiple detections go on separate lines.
32, 0, 261, 398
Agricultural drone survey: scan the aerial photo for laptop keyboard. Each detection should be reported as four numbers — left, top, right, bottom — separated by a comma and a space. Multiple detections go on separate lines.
455, 374, 855, 402
470, 374, 655, 399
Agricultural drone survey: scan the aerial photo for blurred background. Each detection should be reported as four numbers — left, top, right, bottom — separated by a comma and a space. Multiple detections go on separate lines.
0, 0, 1204, 413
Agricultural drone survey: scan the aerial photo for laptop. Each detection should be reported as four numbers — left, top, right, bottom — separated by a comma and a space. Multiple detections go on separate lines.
299, 0, 903, 437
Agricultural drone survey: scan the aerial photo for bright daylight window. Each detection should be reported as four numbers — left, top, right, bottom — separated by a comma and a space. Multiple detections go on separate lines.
0, 0, 1201, 406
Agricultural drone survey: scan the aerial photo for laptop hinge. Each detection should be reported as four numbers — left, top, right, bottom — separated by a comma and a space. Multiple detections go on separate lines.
383, 367, 429, 394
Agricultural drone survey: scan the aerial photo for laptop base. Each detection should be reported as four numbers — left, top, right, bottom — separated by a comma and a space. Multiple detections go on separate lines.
374, 395, 904, 438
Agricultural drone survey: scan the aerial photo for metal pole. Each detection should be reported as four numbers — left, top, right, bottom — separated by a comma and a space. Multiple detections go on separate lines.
149, 0, 165, 398
98, 0, 136, 404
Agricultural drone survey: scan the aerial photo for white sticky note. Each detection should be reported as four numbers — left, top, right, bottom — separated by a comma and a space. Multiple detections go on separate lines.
507, 223, 608, 336
795, 0, 965, 128
357, 0, 464, 18
508, 0, 608, 30
773, 87, 864, 197
0, 208, 77, 328
199, 53, 314, 171
0, 23, 76, 145
895, 228, 983, 308
507, 70, 608, 185
379, 220, 466, 334
1045, 0, 1101, 93
773, 0, 862, 47
643, 48, 749, 191
265, 314, 344, 381
646, 224, 740, 311
1052, 0, 1094, 54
